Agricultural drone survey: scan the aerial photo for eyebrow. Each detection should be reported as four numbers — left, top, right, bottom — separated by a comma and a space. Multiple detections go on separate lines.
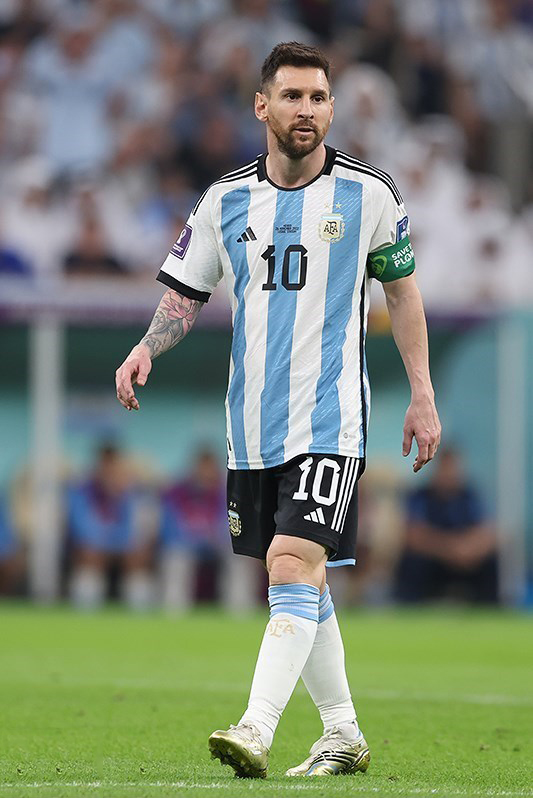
282, 88, 329, 97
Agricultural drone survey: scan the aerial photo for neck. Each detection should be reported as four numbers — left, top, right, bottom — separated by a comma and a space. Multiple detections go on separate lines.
265, 138, 327, 188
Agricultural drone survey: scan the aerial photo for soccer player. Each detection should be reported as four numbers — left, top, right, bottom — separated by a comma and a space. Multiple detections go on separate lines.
115, 41, 441, 778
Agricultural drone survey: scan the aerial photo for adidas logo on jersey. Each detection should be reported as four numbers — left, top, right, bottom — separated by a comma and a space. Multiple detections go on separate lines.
236, 226, 257, 243
304, 507, 326, 525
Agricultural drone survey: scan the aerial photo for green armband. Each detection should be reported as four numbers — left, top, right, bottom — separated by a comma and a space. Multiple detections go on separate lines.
367, 236, 415, 282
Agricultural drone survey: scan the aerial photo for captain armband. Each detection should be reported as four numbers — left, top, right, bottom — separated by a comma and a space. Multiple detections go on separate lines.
367, 236, 415, 282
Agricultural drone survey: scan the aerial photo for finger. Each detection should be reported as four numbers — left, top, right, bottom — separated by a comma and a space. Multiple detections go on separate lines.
413, 439, 429, 472
116, 388, 134, 409
116, 377, 138, 409
402, 427, 413, 457
135, 359, 152, 387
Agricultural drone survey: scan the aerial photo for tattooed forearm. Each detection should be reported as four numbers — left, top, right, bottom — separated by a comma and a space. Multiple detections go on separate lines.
140, 290, 202, 358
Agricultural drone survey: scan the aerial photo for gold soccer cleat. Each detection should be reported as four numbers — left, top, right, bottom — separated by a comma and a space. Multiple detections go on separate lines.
286, 728, 370, 777
208, 723, 269, 779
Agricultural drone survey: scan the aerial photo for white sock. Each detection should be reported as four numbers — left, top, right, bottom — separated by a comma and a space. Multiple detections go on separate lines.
122, 571, 154, 610
239, 583, 320, 748
70, 567, 105, 609
301, 585, 360, 741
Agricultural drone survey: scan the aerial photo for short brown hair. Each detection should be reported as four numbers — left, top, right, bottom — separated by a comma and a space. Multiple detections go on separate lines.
260, 41, 331, 93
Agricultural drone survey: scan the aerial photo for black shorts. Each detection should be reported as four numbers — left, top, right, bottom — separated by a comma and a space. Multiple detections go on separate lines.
227, 453, 364, 566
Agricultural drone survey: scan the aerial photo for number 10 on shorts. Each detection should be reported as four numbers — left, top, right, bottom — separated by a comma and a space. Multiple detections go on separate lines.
292, 457, 341, 506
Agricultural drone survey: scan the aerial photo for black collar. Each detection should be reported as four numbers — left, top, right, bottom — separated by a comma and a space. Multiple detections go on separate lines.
257, 145, 336, 191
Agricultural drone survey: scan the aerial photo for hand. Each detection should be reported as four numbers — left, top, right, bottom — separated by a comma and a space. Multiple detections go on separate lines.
403, 394, 441, 472
115, 343, 152, 411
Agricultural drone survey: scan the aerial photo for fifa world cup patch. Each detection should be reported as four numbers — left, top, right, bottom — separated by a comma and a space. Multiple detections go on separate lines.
228, 506, 242, 537
396, 215, 409, 242
171, 224, 193, 259
367, 235, 415, 282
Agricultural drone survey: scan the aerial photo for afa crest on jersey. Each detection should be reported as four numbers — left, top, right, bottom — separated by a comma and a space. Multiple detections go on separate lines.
318, 213, 345, 243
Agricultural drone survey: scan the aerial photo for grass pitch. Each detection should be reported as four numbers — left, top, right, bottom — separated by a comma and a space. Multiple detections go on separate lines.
0, 605, 531, 798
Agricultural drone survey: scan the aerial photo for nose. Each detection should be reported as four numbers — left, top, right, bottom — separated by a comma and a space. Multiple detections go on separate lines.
298, 96, 314, 119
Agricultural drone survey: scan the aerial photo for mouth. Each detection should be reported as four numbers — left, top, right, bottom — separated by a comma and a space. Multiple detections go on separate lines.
293, 127, 315, 134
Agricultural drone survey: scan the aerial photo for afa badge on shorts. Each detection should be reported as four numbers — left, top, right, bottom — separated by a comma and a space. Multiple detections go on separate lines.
319, 213, 345, 243
228, 507, 242, 537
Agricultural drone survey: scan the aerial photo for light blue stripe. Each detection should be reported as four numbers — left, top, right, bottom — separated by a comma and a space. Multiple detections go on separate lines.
318, 585, 334, 623
260, 190, 305, 466
269, 584, 319, 600
270, 605, 318, 621
221, 187, 252, 465
269, 583, 319, 621
311, 178, 363, 451
326, 558, 356, 568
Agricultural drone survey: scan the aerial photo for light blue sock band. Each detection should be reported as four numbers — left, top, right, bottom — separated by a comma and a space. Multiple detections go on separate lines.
268, 583, 320, 623
319, 584, 334, 623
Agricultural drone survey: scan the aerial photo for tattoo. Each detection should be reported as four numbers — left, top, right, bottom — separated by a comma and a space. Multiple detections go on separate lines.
141, 290, 202, 358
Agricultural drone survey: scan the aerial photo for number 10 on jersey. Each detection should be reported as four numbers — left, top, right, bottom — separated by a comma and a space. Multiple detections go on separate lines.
261, 244, 308, 291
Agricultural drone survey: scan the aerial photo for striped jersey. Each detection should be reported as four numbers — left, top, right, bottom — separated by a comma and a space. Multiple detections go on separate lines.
157, 145, 415, 470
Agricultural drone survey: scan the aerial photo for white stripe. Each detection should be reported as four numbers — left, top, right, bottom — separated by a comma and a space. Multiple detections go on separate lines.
316, 507, 325, 524
332, 459, 357, 533
218, 158, 259, 181
332, 457, 356, 530
336, 151, 402, 202
331, 457, 352, 529
336, 150, 400, 191
336, 459, 360, 533
215, 195, 237, 466
283, 178, 336, 462
193, 164, 259, 214
332, 458, 358, 532
240, 187, 277, 467
311, 510, 319, 523
335, 181, 372, 458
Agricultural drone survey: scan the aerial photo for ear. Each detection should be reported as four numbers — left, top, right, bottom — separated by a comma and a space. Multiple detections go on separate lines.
255, 91, 268, 122
329, 95, 335, 124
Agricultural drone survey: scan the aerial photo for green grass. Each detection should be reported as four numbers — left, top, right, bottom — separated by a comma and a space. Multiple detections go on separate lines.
0, 605, 532, 798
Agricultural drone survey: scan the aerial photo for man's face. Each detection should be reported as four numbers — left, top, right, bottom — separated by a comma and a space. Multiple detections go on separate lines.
255, 66, 334, 159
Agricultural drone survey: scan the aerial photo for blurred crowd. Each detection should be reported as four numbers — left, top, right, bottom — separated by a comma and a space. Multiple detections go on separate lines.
0, 0, 532, 311
0, 442, 499, 608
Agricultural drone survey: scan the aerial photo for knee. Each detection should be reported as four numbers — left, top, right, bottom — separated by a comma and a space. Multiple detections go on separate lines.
267, 551, 308, 585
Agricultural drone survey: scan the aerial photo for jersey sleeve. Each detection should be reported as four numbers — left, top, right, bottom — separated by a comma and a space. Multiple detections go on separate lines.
156, 189, 222, 302
367, 186, 415, 283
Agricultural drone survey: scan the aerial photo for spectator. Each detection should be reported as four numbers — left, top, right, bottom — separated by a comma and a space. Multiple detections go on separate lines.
159, 448, 227, 608
160, 448, 260, 611
0, 495, 22, 595
394, 447, 498, 603
23, 7, 119, 178
0, 213, 32, 275
63, 184, 127, 277
67, 443, 157, 609
1, 156, 72, 278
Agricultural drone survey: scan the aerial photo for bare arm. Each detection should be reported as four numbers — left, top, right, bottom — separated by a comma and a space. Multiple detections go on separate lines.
115, 289, 203, 410
382, 274, 441, 472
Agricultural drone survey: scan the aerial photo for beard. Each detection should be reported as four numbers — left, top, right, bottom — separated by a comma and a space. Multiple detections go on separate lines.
269, 118, 326, 160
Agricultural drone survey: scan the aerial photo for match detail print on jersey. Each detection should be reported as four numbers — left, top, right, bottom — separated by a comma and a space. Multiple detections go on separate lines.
156, 147, 414, 470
